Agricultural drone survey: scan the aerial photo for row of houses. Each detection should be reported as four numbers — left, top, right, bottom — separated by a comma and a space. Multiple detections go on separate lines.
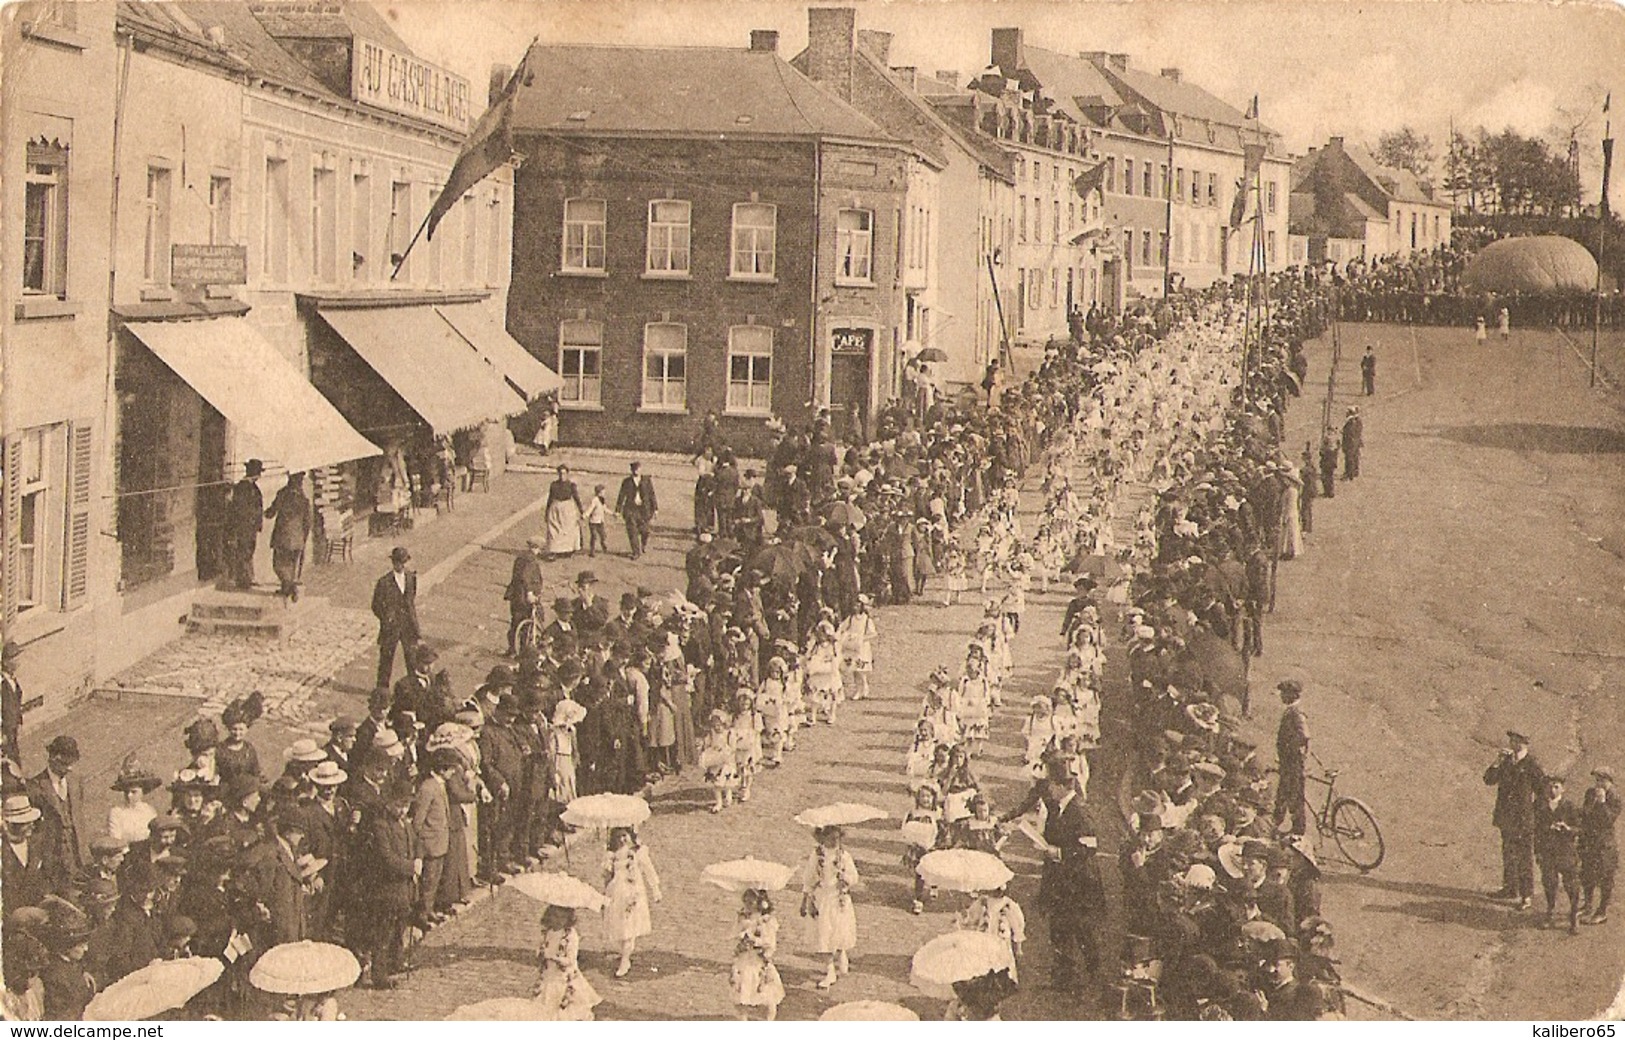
503, 12, 1295, 450
2, 1, 545, 721
1288, 136, 1454, 266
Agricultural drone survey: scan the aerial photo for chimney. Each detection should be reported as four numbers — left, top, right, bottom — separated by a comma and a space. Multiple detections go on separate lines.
991, 27, 1024, 72
891, 66, 918, 91
1079, 50, 1109, 66
1329, 136, 1344, 151
750, 29, 779, 53
1160, 67, 1181, 82
1109, 53, 1130, 72
489, 64, 513, 106
807, 7, 856, 102
857, 29, 892, 64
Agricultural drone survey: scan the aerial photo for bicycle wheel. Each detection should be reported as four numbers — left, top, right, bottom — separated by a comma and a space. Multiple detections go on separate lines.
1330, 797, 1384, 871
515, 617, 542, 653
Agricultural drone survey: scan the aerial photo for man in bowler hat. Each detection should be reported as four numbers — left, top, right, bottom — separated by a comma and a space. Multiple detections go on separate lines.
1485, 730, 1544, 909
372, 547, 420, 687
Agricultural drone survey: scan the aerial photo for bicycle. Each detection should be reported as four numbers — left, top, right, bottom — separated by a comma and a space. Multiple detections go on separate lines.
512, 599, 545, 655
1301, 754, 1385, 871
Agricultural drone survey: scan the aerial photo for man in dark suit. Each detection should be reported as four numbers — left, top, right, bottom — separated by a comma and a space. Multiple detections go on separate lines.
359, 781, 419, 988
1485, 730, 1544, 909
614, 461, 658, 559
477, 695, 528, 879
1341, 406, 1364, 480
1, 640, 23, 761
1534, 775, 1584, 933
1273, 680, 1311, 836
1034, 759, 1106, 990
505, 537, 547, 656
1579, 767, 1620, 924
372, 546, 420, 687
28, 735, 87, 875
247, 810, 310, 947
264, 471, 313, 600
226, 458, 265, 589
1360, 345, 1377, 396
1, 794, 56, 908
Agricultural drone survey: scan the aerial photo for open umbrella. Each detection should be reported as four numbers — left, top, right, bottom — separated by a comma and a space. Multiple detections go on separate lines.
701, 857, 798, 893
748, 543, 804, 584
561, 793, 651, 830
506, 871, 605, 910
84, 958, 223, 1021
249, 941, 360, 996
788, 525, 839, 552
446, 997, 548, 1021
916, 849, 1014, 893
824, 501, 867, 530
820, 1000, 921, 1021
914, 346, 949, 364
794, 802, 889, 828
910, 931, 1015, 999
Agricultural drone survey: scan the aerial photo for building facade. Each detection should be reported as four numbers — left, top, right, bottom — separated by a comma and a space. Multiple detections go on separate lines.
507, 37, 909, 453
1289, 136, 1453, 264
0, 1, 120, 716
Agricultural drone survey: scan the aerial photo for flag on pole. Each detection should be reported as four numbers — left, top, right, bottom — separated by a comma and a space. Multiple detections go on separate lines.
425, 44, 535, 241
1603, 137, 1614, 223
1073, 161, 1109, 199
1245, 95, 1259, 120
1243, 142, 1266, 178
1229, 178, 1249, 229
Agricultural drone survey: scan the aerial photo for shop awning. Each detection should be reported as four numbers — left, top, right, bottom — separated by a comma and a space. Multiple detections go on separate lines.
435, 303, 562, 400
125, 317, 380, 472
316, 305, 526, 435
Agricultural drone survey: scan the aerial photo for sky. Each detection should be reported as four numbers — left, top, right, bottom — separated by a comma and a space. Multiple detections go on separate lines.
379, 0, 1625, 204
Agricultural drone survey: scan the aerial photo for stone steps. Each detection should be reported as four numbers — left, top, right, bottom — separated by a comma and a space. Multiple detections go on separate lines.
185, 588, 328, 640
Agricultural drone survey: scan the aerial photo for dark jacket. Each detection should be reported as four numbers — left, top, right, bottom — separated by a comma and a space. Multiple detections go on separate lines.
371, 569, 420, 644
1, 835, 58, 909
1579, 786, 1621, 861
616, 474, 658, 519
246, 839, 308, 946
87, 899, 163, 988
27, 768, 88, 872
1484, 752, 1544, 834
40, 957, 96, 1021
362, 812, 418, 910
506, 553, 546, 610
265, 483, 313, 551
1533, 796, 1583, 872
229, 478, 264, 536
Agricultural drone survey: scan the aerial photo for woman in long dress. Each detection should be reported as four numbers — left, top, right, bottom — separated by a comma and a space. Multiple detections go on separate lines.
730, 890, 785, 1020
533, 905, 601, 1020
603, 826, 662, 977
800, 824, 860, 990
544, 465, 584, 557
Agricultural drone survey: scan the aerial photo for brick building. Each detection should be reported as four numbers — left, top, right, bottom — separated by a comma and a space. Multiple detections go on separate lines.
507, 36, 911, 453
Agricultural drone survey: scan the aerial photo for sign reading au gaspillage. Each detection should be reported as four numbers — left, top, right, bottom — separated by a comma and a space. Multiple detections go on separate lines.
171, 244, 247, 287
351, 37, 472, 133
832, 328, 874, 354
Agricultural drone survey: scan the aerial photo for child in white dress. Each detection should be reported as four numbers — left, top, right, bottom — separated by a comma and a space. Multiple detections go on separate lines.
901, 784, 944, 915
549, 703, 580, 806
957, 647, 993, 755
836, 598, 878, 701
730, 890, 785, 1021
804, 624, 844, 724
730, 689, 763, 803
800, 825, 860, 989
1021, 695, 1057, 778
942, 548, 969, 607
603, 827, 662, 977
782, 647, 807, 751
533, 904, 601, 1019
756, 660, 790, 768
700, 709, 740, 814
905, 719, 940, 792
956, 885, 1025, 983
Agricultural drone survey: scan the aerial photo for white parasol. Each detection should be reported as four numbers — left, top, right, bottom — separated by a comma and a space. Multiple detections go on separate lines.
1241, 920, 1286, 944
916, 849, 1014, 893
446, 997, 550, 1021
505, 871, 605, 910
910, 931, 1016, 1000
249, 941, 360, 995
819, 1000, 921, 1021
794, 802, 889, 828
561, 793, 650, 830
700, 857, 798, 894
84, 958, 223, 1021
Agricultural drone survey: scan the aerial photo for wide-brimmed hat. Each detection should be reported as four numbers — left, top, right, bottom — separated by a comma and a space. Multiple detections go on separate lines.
111, 754, 163, 793
372, 729, 405, 757
308, 761, 348, 787
284, 739, 327, 764
41, 900, 95, 949
2, 795, 41, 825
1216, 840, 1247, 879
169, 767, 216, 794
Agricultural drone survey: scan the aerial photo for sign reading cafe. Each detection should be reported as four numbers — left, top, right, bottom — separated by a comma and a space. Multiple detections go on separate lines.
351, 37, 471, 133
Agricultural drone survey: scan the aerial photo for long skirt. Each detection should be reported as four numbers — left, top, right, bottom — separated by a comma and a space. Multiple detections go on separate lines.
545, 499, 582, 554
437, 806, 475, 907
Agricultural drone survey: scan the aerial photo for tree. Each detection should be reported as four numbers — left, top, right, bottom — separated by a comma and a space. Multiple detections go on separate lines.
1375, 127, 1437, 182
1444, 130, 1490, 213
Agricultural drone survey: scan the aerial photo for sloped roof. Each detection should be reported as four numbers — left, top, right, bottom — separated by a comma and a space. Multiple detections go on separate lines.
513, 45, 890, 141
245, 1, 412, 51
117, 1, 335, 95
1341, 140, 1440, 206
1018, 46, 1123, 126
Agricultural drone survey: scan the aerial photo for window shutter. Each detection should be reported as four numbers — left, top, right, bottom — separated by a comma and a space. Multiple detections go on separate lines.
62, 420, 93, 609
3, 436, 21, 624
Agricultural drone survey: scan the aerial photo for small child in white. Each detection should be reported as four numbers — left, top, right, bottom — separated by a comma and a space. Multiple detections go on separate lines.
700, 709, 740, 814
837, 596, 878, 701
956, 883, 1025, 983
731, 889, 785, 1021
